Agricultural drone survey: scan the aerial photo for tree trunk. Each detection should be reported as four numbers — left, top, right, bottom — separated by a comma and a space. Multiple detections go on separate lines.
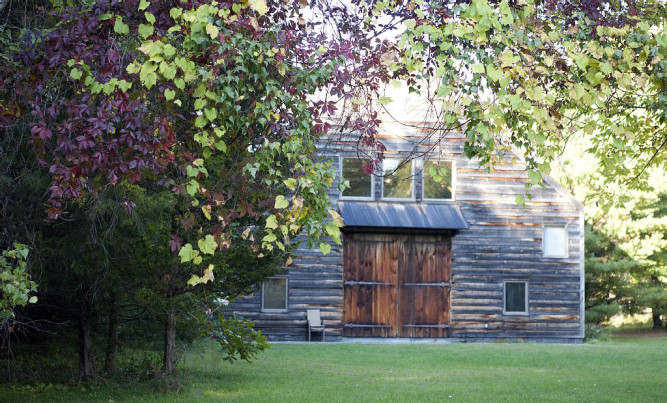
78, 294, 96, 380
104, 292, 119, 374
652, 312, 663, 329
163, 308, 176, 374
650, 276, 663, 329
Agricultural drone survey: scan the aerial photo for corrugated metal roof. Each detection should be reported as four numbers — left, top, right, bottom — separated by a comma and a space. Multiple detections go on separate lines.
338, 202, 469, 230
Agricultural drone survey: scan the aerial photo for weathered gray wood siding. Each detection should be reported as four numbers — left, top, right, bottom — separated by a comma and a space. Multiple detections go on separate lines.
449, 148, 584, 341
227, 157, 345, 341
229, 129, 584, 341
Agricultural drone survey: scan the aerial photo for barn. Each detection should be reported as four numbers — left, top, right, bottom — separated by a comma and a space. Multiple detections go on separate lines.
229, 100, 585, 343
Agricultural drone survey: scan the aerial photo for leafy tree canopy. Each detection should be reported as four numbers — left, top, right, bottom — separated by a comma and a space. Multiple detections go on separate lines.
377, 0, 666, 205
1, 0, 665, 283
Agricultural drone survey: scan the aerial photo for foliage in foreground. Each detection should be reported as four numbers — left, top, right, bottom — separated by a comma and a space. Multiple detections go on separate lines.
0, 243, 37, 325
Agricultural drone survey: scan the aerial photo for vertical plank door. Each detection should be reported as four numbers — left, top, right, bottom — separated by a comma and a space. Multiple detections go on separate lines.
343, 233, 398, 337
343, 233, 451, 338
398, 235, 451, 337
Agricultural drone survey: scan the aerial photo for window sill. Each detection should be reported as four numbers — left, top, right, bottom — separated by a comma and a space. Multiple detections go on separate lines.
381, 197, 416, 202
340, 195, 375, 201
422, 198, 456, 203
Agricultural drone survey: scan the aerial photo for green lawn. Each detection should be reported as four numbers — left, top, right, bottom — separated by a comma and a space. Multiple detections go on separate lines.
2, 337, 666, 402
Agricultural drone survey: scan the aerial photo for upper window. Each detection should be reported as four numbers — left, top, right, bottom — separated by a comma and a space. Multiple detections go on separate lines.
543, 225, 568, 258
262, 277, 288, 312
341, 158, 373, 199
422, 160, 454, 200
504, 281, 528, 315
382, 159, 414, 200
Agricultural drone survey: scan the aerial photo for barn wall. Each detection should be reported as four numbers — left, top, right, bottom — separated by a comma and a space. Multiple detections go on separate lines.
229, 130, 584, 342
228, 160, 345, 341
452, 158, 583, 341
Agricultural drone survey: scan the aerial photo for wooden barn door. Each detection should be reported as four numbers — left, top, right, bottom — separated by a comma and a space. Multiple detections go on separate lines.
343, 233, 398, 337
398, 236, 451, 337
343, 233, 451, 338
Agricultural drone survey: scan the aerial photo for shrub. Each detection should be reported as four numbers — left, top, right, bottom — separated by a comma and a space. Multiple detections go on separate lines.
584, 324, 611, 342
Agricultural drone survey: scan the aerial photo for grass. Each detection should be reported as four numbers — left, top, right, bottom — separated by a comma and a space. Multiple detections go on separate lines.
1, 336, 665, 402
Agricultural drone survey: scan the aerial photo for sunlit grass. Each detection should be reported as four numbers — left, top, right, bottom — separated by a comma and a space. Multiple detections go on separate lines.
1, 337, 665, 402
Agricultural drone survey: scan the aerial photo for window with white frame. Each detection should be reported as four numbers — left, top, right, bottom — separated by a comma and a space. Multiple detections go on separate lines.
543, 225, 568, 258
262, 277, 288, 312
341, 157, 373, 199
382, 158, 413, 200
504, 281, 528, 315
422, 160, 454, 200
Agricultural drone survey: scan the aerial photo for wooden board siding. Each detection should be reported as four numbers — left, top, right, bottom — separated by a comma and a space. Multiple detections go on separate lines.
227, 237, 345, 341
452, 164, 583, 339
229, 131, 584, 342
343, 233, 451, 338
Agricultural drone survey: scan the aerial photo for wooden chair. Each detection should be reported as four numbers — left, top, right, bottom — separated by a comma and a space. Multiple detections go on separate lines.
307, 309, 326, 342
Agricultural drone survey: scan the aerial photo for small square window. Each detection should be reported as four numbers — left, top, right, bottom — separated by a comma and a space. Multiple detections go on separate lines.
262, 277, 288, 312
382, 159, 413, 199
422, 160, 454, 200
543, 225, 568, 258
341, 158, 374, 199
504, 281, 528, 315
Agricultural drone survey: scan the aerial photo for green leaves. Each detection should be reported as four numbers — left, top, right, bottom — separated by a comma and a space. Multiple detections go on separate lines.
329, 209, 344, 227
198, 235, 217, 255
113, 17, 130, 35
378, 96, 393, 105
498, 0, 514, 25
265, 215, 278, 230
179, 237, 215, 266
283, 178, 297, 190
206, 24, 219, 39
274, 195, 289, 209
1, 243, 38, 322
138, 24, 154, 39
119, 1, 367, 264
248, 0, 268, 16
178, 243, 199, 263
394, 0, 667, 199
515, 194, 526, 207
203, 108, 217, 122
573, 53, 589, 71
262, 232, 277, 243
187, 264, 215, 286
138, 0, 150, 11
471, 63, 485, 74
69, 68, 82, 80
499, 50, 518, 68
169, 7, 182, 19
527, 170, 542, 185
139, 62, 157, 89
319, 243, 331, 255
117, 80, 132, 92
159, 62, 177, 80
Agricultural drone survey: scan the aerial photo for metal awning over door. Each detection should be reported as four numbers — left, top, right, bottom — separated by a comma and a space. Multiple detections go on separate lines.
343, 233, 451, 338
339, 202, 468, 231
